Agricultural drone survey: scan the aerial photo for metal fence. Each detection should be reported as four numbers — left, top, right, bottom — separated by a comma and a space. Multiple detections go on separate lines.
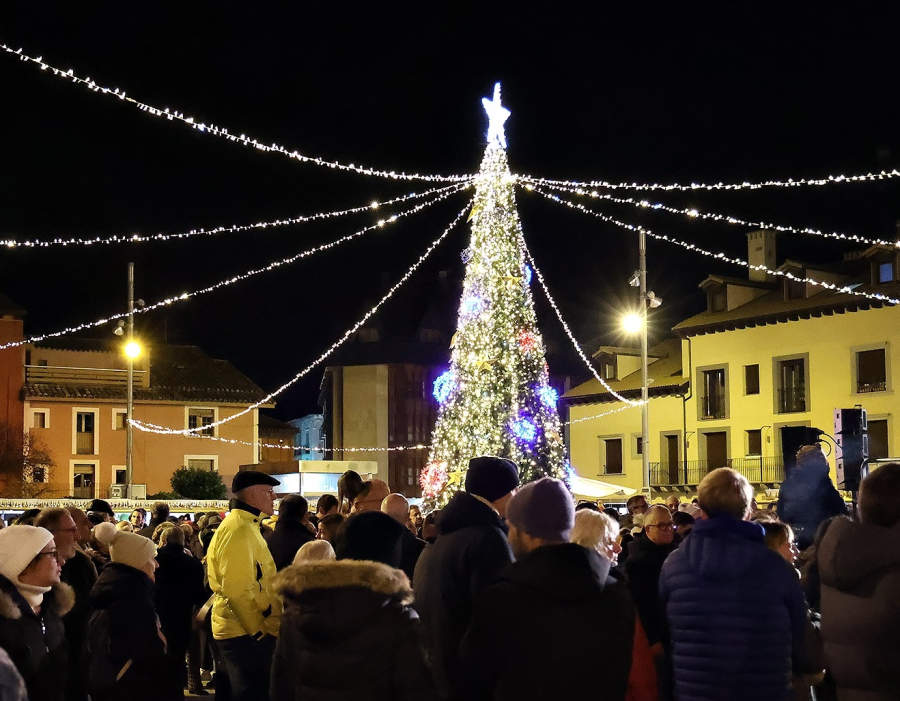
650, 456, 784, 486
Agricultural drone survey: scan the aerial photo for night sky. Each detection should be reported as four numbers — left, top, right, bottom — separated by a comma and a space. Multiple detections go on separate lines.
4, 7, 900, 419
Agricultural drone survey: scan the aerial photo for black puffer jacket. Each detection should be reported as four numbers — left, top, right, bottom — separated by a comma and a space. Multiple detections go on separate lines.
86, 563, 179, 701
818, 517, 900, 700
155, 542, 206, 657
413, 491, 513, 700
0, 574, 74, 701
271, 559, 433, 700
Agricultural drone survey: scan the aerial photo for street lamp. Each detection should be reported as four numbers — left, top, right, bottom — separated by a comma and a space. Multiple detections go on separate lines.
124, 340, 142, 359
621, 312, 643, 335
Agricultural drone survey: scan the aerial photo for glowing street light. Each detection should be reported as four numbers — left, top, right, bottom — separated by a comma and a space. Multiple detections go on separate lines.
124, 340, 142, 359
621, 312, 643, 335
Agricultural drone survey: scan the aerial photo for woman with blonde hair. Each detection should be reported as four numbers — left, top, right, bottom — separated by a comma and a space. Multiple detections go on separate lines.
570, 508, 622, 564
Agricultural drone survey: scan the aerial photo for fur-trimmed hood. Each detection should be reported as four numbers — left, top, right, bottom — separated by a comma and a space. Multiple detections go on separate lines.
0, 577, 75, 621
275, 559, 412, 605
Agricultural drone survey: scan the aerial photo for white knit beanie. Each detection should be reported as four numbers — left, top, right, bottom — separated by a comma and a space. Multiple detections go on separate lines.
94, 522, 156, 570
0, 526, 54, 582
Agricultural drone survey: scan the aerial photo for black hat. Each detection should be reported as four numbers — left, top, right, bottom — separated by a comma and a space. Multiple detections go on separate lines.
465, 456, 520, 502
333, 511, 404, 567
87, 499, 115, 517
231, 470, 280, 493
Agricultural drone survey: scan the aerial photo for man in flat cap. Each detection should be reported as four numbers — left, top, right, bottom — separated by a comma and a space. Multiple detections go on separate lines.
206, 470, 282, 701
414, 456, 520, 701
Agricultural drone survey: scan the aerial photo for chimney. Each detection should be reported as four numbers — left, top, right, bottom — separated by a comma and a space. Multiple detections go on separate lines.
746, 229, 776, 282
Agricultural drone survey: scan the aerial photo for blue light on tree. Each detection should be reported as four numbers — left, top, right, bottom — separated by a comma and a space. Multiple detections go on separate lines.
510, 414, 537, 443
433, 370, 456, 404
461, 294, 487, 318
538, 384, 559, 407
523, 264, 533, 286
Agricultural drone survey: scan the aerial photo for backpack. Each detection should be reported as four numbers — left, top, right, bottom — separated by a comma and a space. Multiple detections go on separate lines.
85, 609, 133, 693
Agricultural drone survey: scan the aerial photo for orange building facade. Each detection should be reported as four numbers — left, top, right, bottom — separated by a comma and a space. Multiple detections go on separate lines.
14, 338, 272, 499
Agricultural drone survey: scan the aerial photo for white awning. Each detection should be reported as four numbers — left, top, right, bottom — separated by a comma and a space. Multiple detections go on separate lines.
569, 474, 638, 499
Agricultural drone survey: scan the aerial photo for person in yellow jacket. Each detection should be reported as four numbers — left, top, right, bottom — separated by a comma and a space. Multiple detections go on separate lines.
206, 470, 282, 701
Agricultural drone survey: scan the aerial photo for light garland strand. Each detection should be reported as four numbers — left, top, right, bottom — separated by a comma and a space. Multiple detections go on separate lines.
2, 182, 467, 249
133, 402, 633, 453
532, 188, 900, 306
528, 182, 899, 249
517, 235, 642, 405
2, 44, 471, 184
0, 184, 469, 351
130, 199, 473, 436
518, 168, 900, 193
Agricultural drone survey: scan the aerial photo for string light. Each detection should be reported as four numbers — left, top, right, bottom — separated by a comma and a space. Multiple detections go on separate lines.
1, 182, 468, 249
130, 199, 473, 435
529, 182, 899, 249
563, 402, 637, 425
0, 184, 469, 351
1, 44, 471, 184
519, 236, 643, 405
518, 168, 900, 193
532, 188, 900, 306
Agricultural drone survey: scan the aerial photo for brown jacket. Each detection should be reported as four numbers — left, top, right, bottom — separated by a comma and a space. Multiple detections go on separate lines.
819, 516, 900, 701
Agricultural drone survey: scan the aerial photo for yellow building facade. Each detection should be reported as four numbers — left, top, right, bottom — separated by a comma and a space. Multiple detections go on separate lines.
564, 234, 900, 501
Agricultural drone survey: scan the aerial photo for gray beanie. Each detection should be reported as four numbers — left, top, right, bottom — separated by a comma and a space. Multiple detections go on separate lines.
506, 477, 574, 541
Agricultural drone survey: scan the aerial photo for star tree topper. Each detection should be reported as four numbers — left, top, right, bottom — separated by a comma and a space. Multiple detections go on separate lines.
482, 82, 510, 149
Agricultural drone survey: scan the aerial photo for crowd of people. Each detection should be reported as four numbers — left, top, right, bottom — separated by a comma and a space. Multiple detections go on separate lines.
0, 444, 896, 700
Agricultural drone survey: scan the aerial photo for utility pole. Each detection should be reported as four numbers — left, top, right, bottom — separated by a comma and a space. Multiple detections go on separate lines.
126, 262, 134, 499
639, 230, 650, 495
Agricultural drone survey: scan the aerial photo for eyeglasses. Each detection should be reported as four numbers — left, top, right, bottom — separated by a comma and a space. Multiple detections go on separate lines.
35, 550, 58, 560
646, 523, 674, 531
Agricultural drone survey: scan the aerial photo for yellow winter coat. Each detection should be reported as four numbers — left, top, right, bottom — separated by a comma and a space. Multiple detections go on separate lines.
207, 506, 282, 640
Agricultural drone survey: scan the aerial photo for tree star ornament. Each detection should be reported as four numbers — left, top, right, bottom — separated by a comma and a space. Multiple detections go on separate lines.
482, 82, 511, 149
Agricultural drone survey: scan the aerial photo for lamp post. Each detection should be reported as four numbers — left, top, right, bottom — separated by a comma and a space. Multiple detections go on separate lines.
623, 230, 662, 497
123, 262, 142, 499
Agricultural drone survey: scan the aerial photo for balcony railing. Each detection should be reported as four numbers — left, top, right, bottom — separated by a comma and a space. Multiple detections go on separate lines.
650, 456, 784, 486
857, 379, 886, 394
75, 432, 94, 455
26, 364, 148, 387
699, 390, 726, 419
778, 386, 806, 413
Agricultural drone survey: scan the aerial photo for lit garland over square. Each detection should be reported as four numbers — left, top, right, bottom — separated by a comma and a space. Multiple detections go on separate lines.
424, 83, 566, 505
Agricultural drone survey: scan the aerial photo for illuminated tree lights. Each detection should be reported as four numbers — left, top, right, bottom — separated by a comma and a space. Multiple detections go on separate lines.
424, 84, 566, 505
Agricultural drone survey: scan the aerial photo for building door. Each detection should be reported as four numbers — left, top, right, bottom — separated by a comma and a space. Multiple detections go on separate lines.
73, 464, 95, 498
605, 438, 623, 474
705, 432, 728, 472
666, 435, 680, 483
76, 412, 95, 455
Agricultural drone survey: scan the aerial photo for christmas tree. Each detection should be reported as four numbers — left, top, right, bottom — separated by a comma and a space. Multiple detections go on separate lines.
421, 84, 566, 505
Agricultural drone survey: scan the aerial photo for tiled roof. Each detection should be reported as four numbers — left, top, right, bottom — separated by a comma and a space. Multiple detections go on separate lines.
673, 282, 900, 337
563, 338, 687, 404
25, 343, 272, 405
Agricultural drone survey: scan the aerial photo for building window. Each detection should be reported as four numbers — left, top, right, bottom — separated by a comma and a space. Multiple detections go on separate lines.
28, 465, 49, 483
636, 436, 643, 455
856, 348, 887, 393
746, 429, 762, 456
114, 468, 127, 484
113, 410, 127, 431
601, 437, 623, 475
31, 409, 49, 429
700, 368, 727, 419
744, 364, 760, 395
186, 457, 217, 471
187, 408, 216, 437
868, 419, 889, 460
75, 412, 96, 455
879, 262, 895, 283
709, 288, 726, 312
776, 357, 807, 413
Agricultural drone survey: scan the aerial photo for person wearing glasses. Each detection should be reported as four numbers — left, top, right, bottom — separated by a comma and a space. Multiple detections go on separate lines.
0, 525, 73, 701
206, 471, 283, 701
35, 508, 97, 701
625, 505, 677, 652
